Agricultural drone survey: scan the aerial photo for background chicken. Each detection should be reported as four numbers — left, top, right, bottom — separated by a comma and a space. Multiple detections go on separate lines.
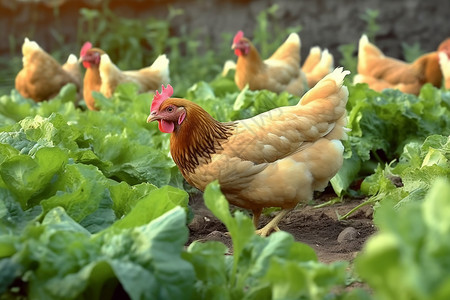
147, 67, 349, 236
231, 30, 334, 97
439, 52, 450, 90
80, 42, 170, 110
15, 37, 82, 102
438, 38, 450, 90
354, 34, 450, 95
302, 46, 334, 88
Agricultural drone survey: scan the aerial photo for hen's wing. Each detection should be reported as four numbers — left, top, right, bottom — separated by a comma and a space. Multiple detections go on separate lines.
302, 47, 321, 73
225, 67, 349, 164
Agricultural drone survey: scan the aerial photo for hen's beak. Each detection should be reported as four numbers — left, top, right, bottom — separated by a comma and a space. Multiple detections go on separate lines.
231, 44, 236, 50
147, 111, 158, 123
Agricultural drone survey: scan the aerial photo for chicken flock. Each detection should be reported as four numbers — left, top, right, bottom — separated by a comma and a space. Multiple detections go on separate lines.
354, 34, 450, 94
13, 31, 450, 236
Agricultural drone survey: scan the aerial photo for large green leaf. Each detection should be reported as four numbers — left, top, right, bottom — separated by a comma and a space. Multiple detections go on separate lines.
4, 206, 194, 300
0, 147, 67, 207
109, 181, 158, 218
0, 187, 42, 237
331, 151, 362, 196
261, 258, 347, 300
203, 180, 254, 279
104, 207, 195, 300
40, 163, 116, 232
184, 241, 229, 300
111, 185, 188, 230
356, 178, 450, 300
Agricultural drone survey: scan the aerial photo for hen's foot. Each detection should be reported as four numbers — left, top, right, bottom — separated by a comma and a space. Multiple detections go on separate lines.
254, 208, 292, 237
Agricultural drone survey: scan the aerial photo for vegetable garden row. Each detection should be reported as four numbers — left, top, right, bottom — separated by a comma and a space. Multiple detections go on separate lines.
1, 4, 450, 299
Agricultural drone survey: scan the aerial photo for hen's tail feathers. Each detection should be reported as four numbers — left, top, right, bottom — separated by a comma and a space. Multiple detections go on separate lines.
299, 67, 350, 141
149, 54, 170, 84
319, 66, 349, 90
357, 34, 384, 72
439, 52, 450, 89
359, 34, 369, 51
99, 53, 121, 74
285, 32, 300, 45
22, 37, 42, 56
63, 54, 82, 81
299, 67, 350, 106
269, 32, 301, 61
357, 34, 369, 71
66, 54, 78, 64
352, 74, 365, 84
302, 48, 335, 88
318, 49, 334, 72
302, 46, 321, 73
62, 54, 80, 74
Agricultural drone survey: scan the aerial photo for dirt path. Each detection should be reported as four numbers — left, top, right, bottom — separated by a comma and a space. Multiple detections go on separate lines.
186, 190, 376, 264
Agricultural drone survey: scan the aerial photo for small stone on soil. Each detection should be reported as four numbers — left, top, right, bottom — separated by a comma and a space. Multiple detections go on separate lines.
337, 227, 358, 244
188, 214, 208, 231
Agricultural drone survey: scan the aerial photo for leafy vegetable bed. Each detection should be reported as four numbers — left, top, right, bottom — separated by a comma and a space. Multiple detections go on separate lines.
1, 56, 450, 299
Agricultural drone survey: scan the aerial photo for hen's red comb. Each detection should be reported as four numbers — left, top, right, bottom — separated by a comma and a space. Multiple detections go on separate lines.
80, 42, 92, 57
151, 84, 174, 112
233, 30, 244, 45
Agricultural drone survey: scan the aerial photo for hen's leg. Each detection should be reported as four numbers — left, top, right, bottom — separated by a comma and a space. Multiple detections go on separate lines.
255, 208, 292, 237
252, 208, 262, 229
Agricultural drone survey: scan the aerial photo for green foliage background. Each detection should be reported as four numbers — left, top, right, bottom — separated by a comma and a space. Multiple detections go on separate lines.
0, 3, 450, 300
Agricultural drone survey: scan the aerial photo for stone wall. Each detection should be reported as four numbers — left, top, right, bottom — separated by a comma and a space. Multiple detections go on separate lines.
1, 0, 449, 63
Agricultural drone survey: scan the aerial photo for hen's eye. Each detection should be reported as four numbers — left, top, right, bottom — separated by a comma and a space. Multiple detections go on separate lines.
167, 107, 173, 112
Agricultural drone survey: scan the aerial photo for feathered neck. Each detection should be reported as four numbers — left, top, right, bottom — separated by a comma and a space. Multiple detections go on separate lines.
169, 101, 235, 174
236, 43, 264, 71
83, 66, 102, 110
235, 42, 265, 90
84, 66, 101, 87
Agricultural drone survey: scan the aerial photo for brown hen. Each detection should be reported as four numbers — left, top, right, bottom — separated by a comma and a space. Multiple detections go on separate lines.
354, 34, 450, 94
148, 67, 349, 236
232, 31, 334, 96
15, 38, 82, 102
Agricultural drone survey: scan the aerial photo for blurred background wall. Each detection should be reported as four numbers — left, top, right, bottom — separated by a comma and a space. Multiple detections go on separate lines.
2, 0, 448, 56
1, 0, 449, 88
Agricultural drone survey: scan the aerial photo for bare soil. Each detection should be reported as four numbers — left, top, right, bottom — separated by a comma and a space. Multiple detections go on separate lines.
186, 189, 376, 264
